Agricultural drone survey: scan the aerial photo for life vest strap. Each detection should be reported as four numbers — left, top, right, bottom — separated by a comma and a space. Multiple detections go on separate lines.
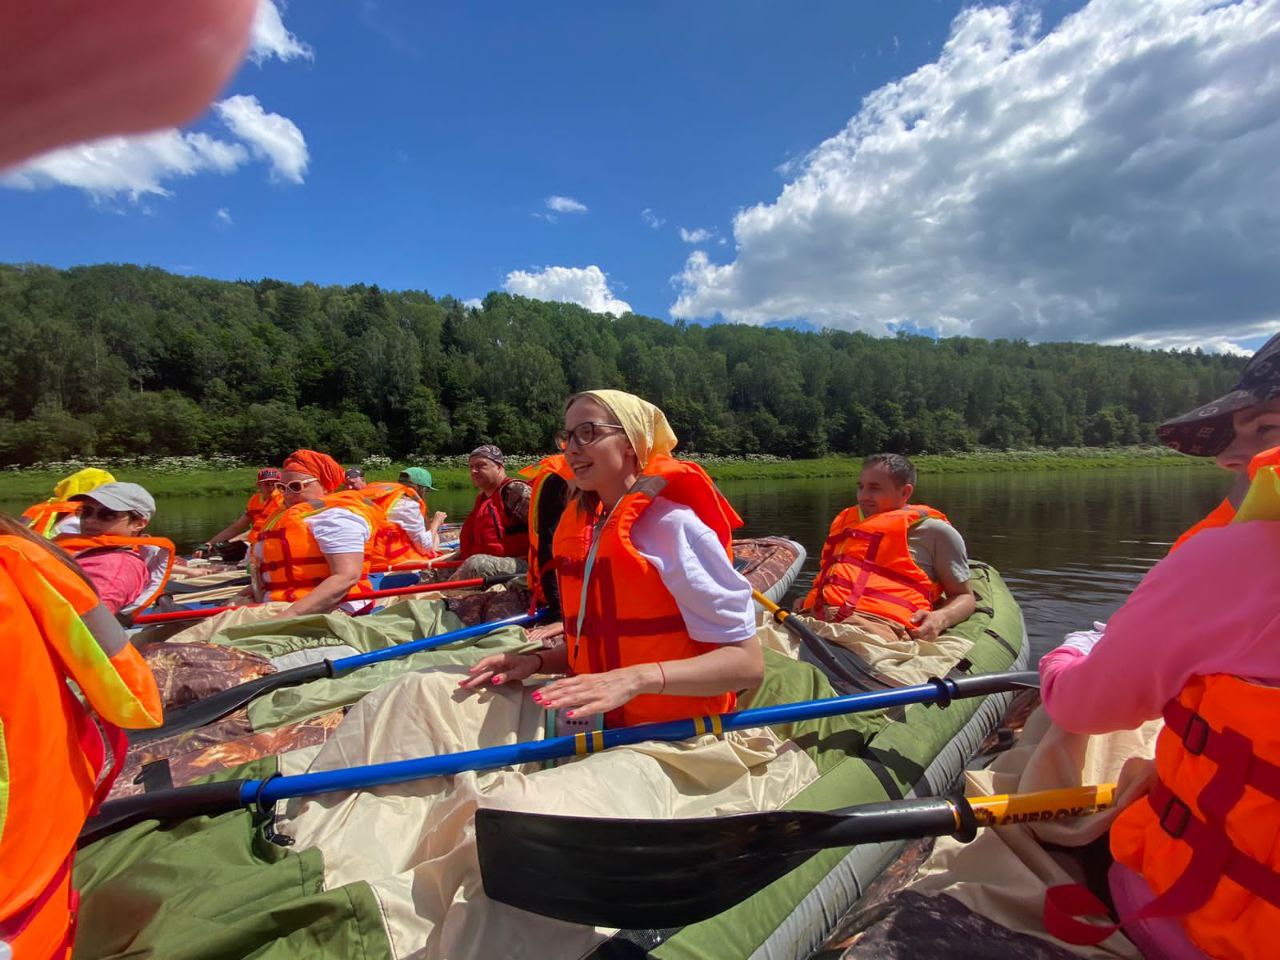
1163, 700, 1280, 799
564, 613, 690, 641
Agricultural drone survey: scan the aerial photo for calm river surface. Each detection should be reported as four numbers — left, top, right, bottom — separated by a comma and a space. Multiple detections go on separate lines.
2, 464, 1227, 662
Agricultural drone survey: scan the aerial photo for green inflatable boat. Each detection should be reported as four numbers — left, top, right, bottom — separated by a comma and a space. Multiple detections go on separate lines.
71, 549, 1026, 960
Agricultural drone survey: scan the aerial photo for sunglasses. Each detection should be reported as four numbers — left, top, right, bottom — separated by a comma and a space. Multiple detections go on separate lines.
554, 422, 627, 451
274, 476, 319, 494
78, 504, 140, 523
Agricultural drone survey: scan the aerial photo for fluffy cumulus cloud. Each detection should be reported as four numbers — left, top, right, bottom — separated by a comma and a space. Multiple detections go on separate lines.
4, 95, 308, 200
673, 0, 1280, 349
3, 132, 248, 201
504, 265, 632, 316
215, 95, 309, 184
546, 195, 589, 214
641, 207, 665, 229
251, 0, 314, 63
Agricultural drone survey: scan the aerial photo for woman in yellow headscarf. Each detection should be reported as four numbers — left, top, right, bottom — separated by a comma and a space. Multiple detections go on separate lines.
462, 390, 763, 728
21, 467, 116, 538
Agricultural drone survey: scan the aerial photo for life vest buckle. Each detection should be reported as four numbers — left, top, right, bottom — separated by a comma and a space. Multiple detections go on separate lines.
1180, 710, 1212, 756
1157, 790, 1192, 840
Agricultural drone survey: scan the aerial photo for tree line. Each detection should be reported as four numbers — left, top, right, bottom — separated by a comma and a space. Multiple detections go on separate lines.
0, 263, 1245, 466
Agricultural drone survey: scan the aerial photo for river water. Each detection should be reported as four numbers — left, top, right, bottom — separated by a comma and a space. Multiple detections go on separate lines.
3, 464, 1227, 662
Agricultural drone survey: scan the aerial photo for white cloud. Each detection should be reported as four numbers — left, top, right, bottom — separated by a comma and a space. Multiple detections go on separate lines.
673, 0, 1280, 346
641, 207, 665, 229
3, 131, 248, 201
251, 0, 314, 63
216, 207, 233, 226
546, 195, 588, 214
462, 297, 484, 310
215, 95, 309, 184
2, 94, 308, 200
504, 265, 632, 316
679, 226, 715, 244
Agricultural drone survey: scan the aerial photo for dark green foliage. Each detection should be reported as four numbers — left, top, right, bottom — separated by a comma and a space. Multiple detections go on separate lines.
0, 263, 1245, 465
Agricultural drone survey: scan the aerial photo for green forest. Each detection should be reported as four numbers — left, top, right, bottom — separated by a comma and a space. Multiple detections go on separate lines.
0, 263, 1245, 466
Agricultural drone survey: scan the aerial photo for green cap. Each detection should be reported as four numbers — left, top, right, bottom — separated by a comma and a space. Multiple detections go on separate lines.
400, 467, 437, 491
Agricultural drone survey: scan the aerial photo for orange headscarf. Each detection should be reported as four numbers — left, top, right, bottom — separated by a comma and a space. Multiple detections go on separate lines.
282, 449, 346, 493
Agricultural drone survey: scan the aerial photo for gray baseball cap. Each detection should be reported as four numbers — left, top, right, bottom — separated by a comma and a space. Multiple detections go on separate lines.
72, 481, 156, 520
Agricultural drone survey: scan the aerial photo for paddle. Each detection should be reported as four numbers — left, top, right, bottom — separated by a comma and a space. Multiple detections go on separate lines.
82, 669, 1036, 845
477, 783, 1117, 928
752, 590, 890, 692
128, 607, 547, 746
131, 572, 519, 625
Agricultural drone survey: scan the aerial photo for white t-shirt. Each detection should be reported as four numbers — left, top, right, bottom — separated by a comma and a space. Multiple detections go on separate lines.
627, 500, 756, 645
387, 497, 434, 552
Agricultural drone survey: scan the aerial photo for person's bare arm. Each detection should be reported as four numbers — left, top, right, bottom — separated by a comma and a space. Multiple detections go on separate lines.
205, 513, 251, 548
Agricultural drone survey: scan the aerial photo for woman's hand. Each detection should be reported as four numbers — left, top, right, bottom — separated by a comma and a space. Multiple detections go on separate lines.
525, 621, 565, 645
532, 665, 658, 719
459, 650, 544, 690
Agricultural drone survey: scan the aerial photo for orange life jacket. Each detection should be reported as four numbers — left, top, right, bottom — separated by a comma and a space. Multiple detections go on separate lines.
801, 503, 950, 626
244, 489, 284, 544
362, 482, 436, 568
553, 454, 745, 728
1107, 674, 1280, 959
53, 534, 176, 614
1170, 447, 1280, 553
256, 491, 379, 603
522, 454, 575, 610
0, 534, 162, 959
20, 500, 79, 539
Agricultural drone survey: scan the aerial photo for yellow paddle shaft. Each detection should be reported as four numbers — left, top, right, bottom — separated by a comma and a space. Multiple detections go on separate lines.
960, 783, 1118, 830
753, 589, 787, 616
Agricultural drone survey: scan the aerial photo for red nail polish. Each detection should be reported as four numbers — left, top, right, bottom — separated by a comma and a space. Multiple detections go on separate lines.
566, 710, 575, 718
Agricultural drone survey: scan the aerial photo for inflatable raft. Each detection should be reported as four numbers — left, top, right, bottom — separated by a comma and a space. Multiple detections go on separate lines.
72, 546, 1026, 960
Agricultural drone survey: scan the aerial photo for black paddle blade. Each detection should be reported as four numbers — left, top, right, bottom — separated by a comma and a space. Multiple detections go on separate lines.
129, 659, 332, 746
79, 778, 249, 847
478, 808, 825, 928
477, 797, 959, 928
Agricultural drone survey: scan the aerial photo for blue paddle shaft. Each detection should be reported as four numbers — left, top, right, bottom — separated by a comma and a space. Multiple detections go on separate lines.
332, 610, 545, 673
241, 674, 996, 807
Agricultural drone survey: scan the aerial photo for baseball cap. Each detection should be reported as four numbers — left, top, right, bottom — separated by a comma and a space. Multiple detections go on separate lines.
72, 481, 156, 520
345, 467, 365, 480
1158, 332, 1280, 456
257, 467, 282, 482
469, 444, 505, 465
399, 467, 437, 490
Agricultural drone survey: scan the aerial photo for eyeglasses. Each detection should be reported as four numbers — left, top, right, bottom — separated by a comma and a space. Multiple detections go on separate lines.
554, 422, 627, 450
78, 504, 139, 523
274, 476, 318, 494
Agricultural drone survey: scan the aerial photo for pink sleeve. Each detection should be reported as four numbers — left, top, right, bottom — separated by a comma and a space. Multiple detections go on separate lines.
1040, 523, 1280, 735
75, 551, 149, 615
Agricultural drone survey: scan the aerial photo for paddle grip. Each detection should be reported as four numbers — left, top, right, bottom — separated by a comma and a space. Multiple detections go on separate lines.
946, 671, 1040, 700
129, 659, 334, 746
79, 779, 249, 848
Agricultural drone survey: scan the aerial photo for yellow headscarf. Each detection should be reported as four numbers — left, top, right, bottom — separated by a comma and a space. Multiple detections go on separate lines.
578, 389, 678, 468
53, 467, 116, 501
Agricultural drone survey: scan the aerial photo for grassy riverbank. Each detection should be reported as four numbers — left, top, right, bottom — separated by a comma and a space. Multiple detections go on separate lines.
1, 446, 1213, 503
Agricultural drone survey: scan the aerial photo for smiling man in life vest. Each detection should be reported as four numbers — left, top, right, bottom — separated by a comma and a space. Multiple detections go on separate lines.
457, 444, 532, 579
798, 453, 975, 646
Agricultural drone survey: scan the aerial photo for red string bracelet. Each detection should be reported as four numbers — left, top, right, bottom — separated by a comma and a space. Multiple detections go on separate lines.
656, 661, 666, 694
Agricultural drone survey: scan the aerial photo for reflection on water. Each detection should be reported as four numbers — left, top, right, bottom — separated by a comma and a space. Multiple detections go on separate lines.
1, 465, 1227, 663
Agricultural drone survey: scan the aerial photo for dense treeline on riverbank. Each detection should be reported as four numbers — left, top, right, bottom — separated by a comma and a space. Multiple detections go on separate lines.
0, 448, 1214, 502
0, 263, 1244, 466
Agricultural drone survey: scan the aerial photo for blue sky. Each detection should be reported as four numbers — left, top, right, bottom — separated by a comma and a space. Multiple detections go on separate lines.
3, 0, 1278, 353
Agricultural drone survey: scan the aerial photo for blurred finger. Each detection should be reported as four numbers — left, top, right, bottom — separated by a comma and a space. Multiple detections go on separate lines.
1, 0, 258, 170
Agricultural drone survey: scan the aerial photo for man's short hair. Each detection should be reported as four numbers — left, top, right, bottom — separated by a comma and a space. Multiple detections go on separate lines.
862, 453, 917, 488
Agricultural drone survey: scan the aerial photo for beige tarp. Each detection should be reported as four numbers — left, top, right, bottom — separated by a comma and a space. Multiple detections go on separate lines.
278, 665, 822, 960
908, 705, 1162, 958
756, 613, 973, 686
